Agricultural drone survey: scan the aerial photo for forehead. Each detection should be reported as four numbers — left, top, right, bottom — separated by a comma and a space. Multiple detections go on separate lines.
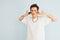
30, 7, 37, 10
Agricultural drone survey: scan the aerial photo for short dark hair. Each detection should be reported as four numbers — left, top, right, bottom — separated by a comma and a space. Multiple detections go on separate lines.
30, 4, 39, 11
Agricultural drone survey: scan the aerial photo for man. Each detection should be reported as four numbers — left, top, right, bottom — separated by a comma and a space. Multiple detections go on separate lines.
19, 4, 57, 40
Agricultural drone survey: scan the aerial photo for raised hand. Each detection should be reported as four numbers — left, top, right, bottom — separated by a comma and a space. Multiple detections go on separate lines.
19, 10, 30, 21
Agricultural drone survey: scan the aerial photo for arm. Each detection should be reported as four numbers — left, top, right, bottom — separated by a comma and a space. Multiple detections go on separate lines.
19, 11, 29, 21
39, 11, 57, 22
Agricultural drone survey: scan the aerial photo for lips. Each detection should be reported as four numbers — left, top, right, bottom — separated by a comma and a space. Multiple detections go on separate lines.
32, 14, 35, 15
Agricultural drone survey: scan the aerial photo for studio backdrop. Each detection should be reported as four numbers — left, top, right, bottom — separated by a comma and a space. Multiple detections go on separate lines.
0, 0, 60, 40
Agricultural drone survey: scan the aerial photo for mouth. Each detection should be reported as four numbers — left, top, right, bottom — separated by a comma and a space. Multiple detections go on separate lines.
32, 13, 35, 15
31, 12, 37, 15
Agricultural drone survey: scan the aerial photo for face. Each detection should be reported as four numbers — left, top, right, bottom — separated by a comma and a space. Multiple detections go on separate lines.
30, 7, 38, 15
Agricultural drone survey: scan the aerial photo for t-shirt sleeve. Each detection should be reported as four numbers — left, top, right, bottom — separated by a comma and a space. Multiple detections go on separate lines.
43, 16, 52, 26
21, 17, 27, 24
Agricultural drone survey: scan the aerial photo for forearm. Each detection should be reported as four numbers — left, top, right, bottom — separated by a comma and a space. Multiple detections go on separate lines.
19, 12, 29, 21
47, 14, 57, 21
19, 15, 25, 21
42, 12, 57, 22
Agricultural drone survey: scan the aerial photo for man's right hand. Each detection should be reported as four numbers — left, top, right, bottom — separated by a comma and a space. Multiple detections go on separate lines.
19, 10, 30, 21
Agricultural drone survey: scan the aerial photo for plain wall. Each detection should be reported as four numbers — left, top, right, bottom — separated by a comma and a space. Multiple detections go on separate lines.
0, 0, 60, 40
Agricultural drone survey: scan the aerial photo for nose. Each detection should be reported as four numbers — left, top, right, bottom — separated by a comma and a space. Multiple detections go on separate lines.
32, 10, 35, 13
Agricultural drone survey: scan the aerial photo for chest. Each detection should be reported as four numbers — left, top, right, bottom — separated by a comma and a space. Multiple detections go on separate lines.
27, 17, 45, 27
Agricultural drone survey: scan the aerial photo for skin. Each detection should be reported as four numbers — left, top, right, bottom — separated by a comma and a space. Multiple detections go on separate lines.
30, 7, 39, 19
19, 7, 57, 22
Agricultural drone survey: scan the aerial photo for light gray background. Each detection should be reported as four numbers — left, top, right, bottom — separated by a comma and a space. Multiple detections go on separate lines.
0, 0, 60, 40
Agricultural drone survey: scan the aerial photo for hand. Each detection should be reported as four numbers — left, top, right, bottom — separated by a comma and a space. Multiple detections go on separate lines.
40, 11, 47, 15
37, 11, 45, 15
19, 10, 30, 21
24, 10, 30, 16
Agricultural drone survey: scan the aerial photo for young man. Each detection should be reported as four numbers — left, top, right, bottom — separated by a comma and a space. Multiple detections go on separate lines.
19, 4, 57, 40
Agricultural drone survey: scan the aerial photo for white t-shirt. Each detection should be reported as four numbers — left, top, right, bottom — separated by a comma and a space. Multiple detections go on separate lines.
21, 15, 51, 40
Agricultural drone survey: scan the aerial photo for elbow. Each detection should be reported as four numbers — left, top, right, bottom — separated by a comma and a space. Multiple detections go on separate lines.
18, 16, 21, 21
52, 17, 57, 22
